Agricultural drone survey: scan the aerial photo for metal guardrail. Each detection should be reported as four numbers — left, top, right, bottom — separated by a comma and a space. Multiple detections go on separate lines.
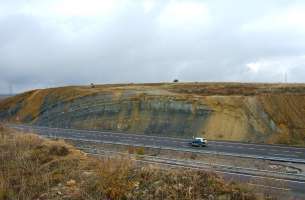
75, 146, 305, 183
9, 124, 305, 164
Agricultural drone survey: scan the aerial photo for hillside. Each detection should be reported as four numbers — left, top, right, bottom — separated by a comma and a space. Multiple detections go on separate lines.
0, 83, 305, 146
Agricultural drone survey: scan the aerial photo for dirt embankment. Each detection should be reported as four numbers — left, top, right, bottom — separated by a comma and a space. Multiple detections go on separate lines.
0, 83, 304, 146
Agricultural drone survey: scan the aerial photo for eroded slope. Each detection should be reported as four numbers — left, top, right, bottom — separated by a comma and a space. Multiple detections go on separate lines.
0, 83, 304, 145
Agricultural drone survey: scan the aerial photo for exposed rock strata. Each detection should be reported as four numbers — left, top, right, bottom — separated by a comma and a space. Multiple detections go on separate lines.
0, 83, 304, 145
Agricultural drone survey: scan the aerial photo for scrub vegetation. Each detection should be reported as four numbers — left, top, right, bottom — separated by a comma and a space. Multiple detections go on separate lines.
0, 124, 272, 200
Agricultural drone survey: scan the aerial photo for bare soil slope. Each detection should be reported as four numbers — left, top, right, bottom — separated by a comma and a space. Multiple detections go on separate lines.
0, 83, 304, 146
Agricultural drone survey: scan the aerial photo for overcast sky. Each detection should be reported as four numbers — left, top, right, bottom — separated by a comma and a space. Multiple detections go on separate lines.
1, 0, 305, 93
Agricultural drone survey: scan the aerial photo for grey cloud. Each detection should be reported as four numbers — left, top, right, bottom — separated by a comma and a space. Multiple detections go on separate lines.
1, 0, 305, 94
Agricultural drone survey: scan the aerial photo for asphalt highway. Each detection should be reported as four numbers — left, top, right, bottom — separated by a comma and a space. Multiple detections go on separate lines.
8, 124, 305, 198
10, 124, 305, 163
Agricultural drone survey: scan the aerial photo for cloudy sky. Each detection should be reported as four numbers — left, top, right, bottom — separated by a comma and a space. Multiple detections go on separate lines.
1, 0, 305, 93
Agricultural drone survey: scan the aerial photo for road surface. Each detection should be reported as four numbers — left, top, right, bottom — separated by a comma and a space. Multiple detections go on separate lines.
10, 124, 305, 163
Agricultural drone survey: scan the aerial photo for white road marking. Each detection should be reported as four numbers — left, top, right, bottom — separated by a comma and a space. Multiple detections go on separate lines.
213, 144, 223, 147
269, 153, 298, 157
247, 183, 291, 191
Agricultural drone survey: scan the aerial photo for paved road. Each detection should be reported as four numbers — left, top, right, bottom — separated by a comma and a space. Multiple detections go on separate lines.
9, 124, 305, 198
10, 124, 305, 163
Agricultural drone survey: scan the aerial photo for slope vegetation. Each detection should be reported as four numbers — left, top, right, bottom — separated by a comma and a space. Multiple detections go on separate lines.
0, 83, 304, 145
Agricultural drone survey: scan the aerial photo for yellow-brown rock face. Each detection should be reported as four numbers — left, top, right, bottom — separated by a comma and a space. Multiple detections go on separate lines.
1, 83, 304, 146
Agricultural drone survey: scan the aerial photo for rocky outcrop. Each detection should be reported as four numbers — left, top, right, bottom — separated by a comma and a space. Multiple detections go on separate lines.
1, 83, 304, 145
35, 92, 212, 138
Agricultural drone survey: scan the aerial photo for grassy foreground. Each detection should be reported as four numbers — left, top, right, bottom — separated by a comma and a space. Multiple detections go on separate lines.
0, 124, 272, 200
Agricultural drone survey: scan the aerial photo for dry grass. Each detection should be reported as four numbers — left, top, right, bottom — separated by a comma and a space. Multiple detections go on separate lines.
0, 124, 86, 200
0, 124, 271, 200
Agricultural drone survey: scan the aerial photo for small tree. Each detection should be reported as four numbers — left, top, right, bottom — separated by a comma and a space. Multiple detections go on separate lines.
173, 79, 179, 83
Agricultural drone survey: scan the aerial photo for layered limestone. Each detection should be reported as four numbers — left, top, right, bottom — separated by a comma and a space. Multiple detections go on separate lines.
1, 83, 304, 145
